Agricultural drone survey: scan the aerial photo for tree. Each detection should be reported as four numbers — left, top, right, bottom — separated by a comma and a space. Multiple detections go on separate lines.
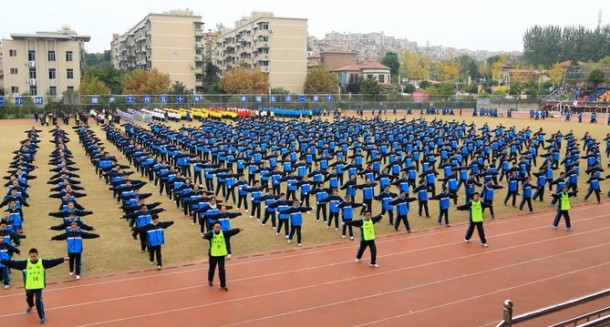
270, 87, 290, 94
169, 81, 190, 94
400, 51, 431, 80
122, 68, 171, 95
439, 59, 461, 82
79, 75, 110, 96
220, 67, 270, 94
403, 84, 416, 94
548, 63, 565, 85
360, 78, 383, 95
588, 68, 605, 86
381, 52, 400, 77
83, 65, 125, 94
347, 75, 361, 94
303, 65, 339, 94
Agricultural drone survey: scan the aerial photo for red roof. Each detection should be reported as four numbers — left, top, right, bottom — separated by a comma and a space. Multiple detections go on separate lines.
559, 60, 586, 67
360, 62, 390, 70
331, 62, 390, 72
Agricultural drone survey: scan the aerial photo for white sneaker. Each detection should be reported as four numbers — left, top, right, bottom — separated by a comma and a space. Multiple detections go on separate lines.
350, 236, 354, 240
191, 222, 195, 225
342, 235, 346, 239
4, 285, 10, 289
370, 263, 380, 268
75, 275, 81, 280
326, 225, 330, 229
285, 234, 289, 239
335, 228, 338, 231
355, 258, 361, 263
287, 239, 292, 244
275, 232, 279, 236
482, 243, 488, 248
69, 272, 74, 276
157, 266, 162, 270
464, 238, 470, 243
227, 254, 232, 259
298, 243, 302, 247
250, 216, 253, 219
261, 223, 266, 227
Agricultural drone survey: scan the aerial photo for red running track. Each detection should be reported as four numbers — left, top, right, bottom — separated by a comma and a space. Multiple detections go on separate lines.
1, 202, 610, 327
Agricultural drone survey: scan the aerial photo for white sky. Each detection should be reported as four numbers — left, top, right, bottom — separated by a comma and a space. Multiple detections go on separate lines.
1, 0, 608, 53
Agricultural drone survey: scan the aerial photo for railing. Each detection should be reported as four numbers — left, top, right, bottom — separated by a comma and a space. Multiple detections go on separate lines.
549, 307, 610, 327
496, 288, 610, 327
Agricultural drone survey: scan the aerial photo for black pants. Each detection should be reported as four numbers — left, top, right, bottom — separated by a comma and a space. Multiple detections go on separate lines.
361, 199, 373, 214
289, 225, 302, 243
418, 201, 429, 217
519, 197, 533, 212
251, 203, 261, 219
483, 200, 495, 218
328, 212, 339, 228
533, 187, 545, 202
262, 211, 276, 227
277, 219, 289, 236
342, 222, 354, 237
69, 252, 82, 275
138, 231, 148, 251
356, 240, 377, 264
465, 221, 487, 244
437, 209, 449, 225
225, 187, 236, 204
149, 245, 162, 266
26, 289, 45, 319
316, 204, 327, 221
553, 210, 572, 228
300, 193, 310, 207
381, 209, 394, 224
584, 189, 601, 203
394, 214, 411, 231
504, 191, 518, 206
237, 195, 248, 210
208, 256, 226, 287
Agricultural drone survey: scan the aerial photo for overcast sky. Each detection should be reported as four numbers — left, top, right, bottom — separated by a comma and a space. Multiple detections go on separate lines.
1, 0, 608, 53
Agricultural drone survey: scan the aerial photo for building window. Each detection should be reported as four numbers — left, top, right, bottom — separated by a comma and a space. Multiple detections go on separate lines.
49, 69, 56, 79
196, 48, 202, 55
49, 87, 57, 96
66, 51, 73, 62
67, 69, 74, 79
195, 61, 204, 68
67, 86, 75, 92
48, 51, 56, 61
9, 49, 17, 57
29, 70, 37, 79
30, 87, 37, 96
195, 36, 202, 42
260, 23, 269, 30
259, 48, 269, 54
378, 75, 385, 83
11, 86, 19, 94
28, 50, 36, 61
195, 74, 203, 81
10, 68, 18, 75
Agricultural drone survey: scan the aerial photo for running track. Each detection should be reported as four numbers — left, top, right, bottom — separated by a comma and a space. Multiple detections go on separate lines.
1, 203, 610, 327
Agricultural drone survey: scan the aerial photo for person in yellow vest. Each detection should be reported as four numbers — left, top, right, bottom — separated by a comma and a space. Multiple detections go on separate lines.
345, 211, 383, 267
0, 248, 67, 325
457, 192, 493, 247
550, 186, 578, 231
203, 222, 243, 291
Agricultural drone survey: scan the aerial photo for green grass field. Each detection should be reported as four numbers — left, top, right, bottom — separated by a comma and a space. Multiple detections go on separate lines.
1, 113, 607, 282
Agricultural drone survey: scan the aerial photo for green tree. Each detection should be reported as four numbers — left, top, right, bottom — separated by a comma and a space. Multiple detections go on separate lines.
360, 78, 383, 95
304, 65, 339, 94
169, 81, 190, 94
403, 84, 416, 94
83, 65, 125, 94
381, 52, 400, 77
588, 68, 605, 86
202, 61, 221, 94
220, 67, 270, 94
79, 75, 110, 96
270, 87, 290, 94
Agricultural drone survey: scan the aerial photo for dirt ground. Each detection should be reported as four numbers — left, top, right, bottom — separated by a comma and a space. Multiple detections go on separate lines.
1, 112, 608, 281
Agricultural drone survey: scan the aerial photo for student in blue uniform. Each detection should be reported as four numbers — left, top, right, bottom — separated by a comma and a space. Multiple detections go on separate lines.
279, 199, 312, 247
50, 223, 100, 279
132, 216, 174, 270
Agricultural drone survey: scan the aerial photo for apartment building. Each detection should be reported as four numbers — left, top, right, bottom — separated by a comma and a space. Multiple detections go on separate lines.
111, 9, 205, 92
212, 12, 308, 93
1, 26, 89, 96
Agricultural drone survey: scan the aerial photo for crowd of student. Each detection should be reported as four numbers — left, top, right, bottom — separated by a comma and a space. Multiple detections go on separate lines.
67, 113, 604, 258
0, 127, 40, 289
73, 125, 172, 270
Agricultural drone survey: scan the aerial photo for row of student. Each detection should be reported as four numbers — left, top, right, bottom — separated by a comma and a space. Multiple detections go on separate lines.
74, 125, 173, 271
1, 127, 41, 291
46, 127, 100, 282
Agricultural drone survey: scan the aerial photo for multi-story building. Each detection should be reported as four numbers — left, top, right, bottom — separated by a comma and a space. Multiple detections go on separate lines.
111, 9, 205, 92
319, 51, 358, 71
211, 11, 308, 93
1, 25, 89, 96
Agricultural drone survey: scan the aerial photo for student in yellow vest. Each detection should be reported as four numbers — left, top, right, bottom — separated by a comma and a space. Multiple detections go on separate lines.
203, 222, 243, 291
0, 248, 67, 325
345, 211, 383, 267
550, 186, 578, 231
456, 192, 493, 247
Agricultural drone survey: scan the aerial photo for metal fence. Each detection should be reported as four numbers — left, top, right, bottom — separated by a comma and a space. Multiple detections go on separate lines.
0, 93, 548, 119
